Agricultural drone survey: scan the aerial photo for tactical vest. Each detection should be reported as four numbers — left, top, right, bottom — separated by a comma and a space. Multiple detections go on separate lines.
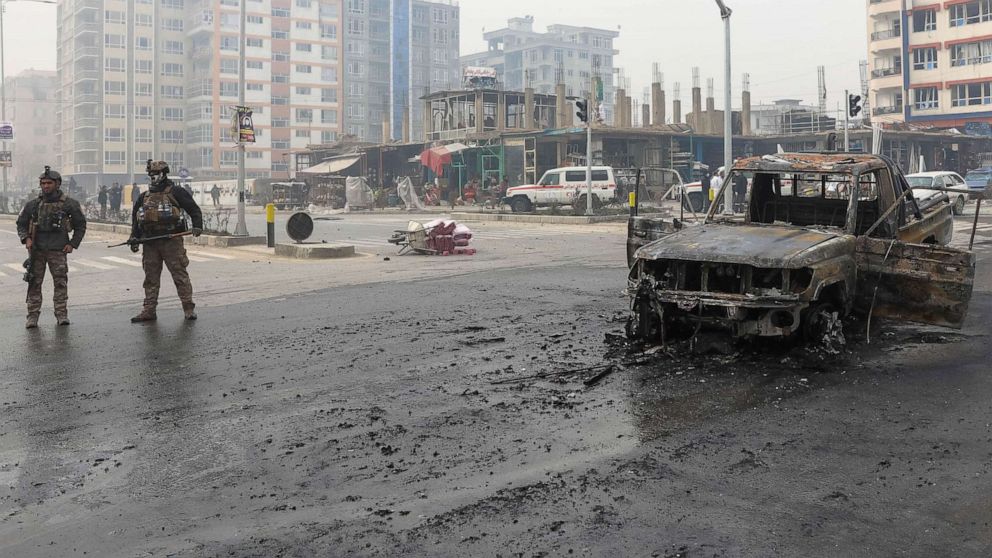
34, 193, 72, 233
138, 185, 184, 235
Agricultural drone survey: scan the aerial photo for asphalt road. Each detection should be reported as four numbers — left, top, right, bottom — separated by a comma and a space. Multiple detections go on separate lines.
1, 211, 992, 556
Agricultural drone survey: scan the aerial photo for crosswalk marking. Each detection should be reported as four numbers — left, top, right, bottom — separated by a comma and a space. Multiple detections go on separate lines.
102, 256, 143, 267
74, 258, 115, 270
186, 255, 210, 263
4, 263, 24, 273
191, 250, 235, 260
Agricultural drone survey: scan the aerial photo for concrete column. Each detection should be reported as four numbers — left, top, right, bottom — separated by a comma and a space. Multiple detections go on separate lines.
642, 103, 650, 128
673, 99, 682, 124
555, 83, 567, 129
741, 90, 752, 136
382, 110, 391, 142
475, 93, 485, 133
691, 86, 702, 131
402, 106, 410, 142
496, 93, 506, 131
651, 82, 664, 127
626, 96, 634, 128
524, 87, 535, 130
616, 88, 626, 127
705, 96, 716, 135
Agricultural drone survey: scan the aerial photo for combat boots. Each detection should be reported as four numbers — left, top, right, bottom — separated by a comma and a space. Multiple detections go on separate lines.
182, 302, 197, 321
131, 308, 157, 323
55, 313, 70, 326
25, 314, 39, 329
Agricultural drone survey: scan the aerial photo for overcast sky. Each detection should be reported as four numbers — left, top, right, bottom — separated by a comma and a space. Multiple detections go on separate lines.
2, 0, 867, 117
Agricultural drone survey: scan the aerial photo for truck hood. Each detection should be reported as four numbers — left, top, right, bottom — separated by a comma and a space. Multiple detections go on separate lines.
635, 224, 843, 268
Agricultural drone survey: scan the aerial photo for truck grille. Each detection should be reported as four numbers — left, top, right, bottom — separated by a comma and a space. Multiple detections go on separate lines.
644, 260, 786, 295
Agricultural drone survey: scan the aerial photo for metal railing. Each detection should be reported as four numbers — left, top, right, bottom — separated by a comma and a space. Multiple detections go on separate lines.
871, 29, 901, 40
873, 105, 903, 115
871, 67, 902, 78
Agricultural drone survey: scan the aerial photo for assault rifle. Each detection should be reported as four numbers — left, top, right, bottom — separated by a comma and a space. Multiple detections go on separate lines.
22, 222, 36, 283
107, 230, 192, 248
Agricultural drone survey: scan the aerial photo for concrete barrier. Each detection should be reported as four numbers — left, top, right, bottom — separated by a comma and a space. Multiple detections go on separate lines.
274, 243, 355, 259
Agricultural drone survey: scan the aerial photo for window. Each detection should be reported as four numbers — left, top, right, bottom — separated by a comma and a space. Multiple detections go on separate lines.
135, 36, 151, 50
220, 59, 238, 74
321, 88, 338, 103
296, 43, 313, 52
321, 24, 337, 39
951, 39, 992, 66
913, 9, 937, 32
104, 128, 124, 142
348, 82, 364, 96
913, 87, 939, 110
272, 117, 290, 127
296, 86, 312, 95
135, 106, 152, 120
160, 130, 184, 144
135, 151, 152, 164
348, 19, 365, 36
950, 0, 992, 27
273, 29, 288, 39
432, 7, 448, 24
322, 67, 338, 82
220, 36, 239, 51
161, 62, 184, 77
320, 3, 338, 18
322, 45, 338, 61
296, 108, 313, 122
104, 151, 125, 165
346, 104, 365, 120
220, 82, 238, 97
321, 109, 338, 124
247, 83, 264, 91
296, 129, 311, 138
131, 59, 151, 74
105, 104, 125, 118
271, 7, 290, 17
322, 131, 338, 143
912, 47, 937, 70
272, 140, 290, 150
347, 41, 364, 56
161, 0, 183, 8
433, 28, 446, 45
162, 40, 184, 55
273, 73, 289, 83
432, 49, 447, 64
160, 85, 184, 99
247, 15, 264, 24
346, 61, 363, 76
246, 38, 263, 48
105, 33, 125, 48
247, 60, 264, 70
272, 96, 289, 105
297, 0, 312, 6
952, 82, 992, 106
161, 107, 183, 121
105, 81, 125, 95
162, 18, 183, 31
296, 64, 312, 73
135, 129, 152, 143
221, 151, 238, 166
105, 57, 125, 72
296, 21, 312, 30
348, 0, 365, 14
220, 13, 239, 29
104, 10, 124, 23
246, 151, 263, 160
135, 83, 152, 97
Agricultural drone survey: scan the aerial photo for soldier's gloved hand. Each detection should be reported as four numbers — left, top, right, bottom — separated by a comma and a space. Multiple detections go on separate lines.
192, 227, 202, 237
130, 243, 140, 253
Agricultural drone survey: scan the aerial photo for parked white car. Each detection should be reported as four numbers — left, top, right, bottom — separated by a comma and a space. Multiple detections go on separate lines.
503, 166, 617, 213
906, 171, 967, 215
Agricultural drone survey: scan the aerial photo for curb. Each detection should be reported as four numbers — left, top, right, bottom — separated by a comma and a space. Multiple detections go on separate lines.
449, 212, 627, 225
274, 243, 356, 259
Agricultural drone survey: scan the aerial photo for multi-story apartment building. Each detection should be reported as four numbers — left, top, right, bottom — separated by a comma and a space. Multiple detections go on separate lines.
56, 0, 344, 189
3, 70, 59, 190
867, 0, 992, 129
341, 0, 460, 143
460, 16, 619, 124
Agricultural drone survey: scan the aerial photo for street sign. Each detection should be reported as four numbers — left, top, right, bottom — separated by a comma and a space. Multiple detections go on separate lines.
0, 121, 13, 140
0, 151, 11, 167
178, 167, 190, 179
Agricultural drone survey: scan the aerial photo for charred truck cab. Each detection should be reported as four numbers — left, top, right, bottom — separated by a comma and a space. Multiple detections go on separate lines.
626, 153, 978, 341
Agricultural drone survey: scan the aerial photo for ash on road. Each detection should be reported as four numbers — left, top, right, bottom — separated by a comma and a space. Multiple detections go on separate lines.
2, 261, 992, 556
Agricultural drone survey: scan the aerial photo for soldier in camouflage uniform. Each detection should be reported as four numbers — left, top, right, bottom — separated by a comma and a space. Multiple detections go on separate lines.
16, 166, 87, 328
129, 160, 203, 323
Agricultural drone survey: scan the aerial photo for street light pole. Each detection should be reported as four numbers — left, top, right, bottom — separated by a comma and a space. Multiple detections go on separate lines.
585, 111, 593, 216
233, 0, 248, 236
716, 0, 734, 215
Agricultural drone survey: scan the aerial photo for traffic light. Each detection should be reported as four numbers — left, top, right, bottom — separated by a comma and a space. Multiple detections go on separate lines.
848, 94, 863, 118
576, 99, 589, 123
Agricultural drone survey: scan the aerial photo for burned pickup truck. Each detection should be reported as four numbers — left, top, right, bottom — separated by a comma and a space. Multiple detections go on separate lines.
626, 153, 978, 341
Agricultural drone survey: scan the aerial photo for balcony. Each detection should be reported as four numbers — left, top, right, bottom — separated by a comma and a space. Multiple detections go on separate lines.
74, 69, 100, 82
871, 67, 902, 78
873, 105, 903, 116
74, 140, 100, 151
74, 117, 100, 129
871, 29, 901, 41
74, 20, 100, 36
187, 10, 213, 36
73, 47, 100, 61
73, 93, 101, 105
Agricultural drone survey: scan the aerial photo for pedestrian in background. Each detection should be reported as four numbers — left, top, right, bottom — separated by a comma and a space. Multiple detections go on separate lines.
130, 183, 140, 206
710, 170, 724, 212
210, 184, 221, 208
700, 171, 712, 212
16, 166, 87, 328
109, 183, 122, 216
98, 185, 108, 220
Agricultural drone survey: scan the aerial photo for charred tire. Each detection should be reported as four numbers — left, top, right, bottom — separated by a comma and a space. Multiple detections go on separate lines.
683, 192, 705, 213
802, 302, 841, 343
953, 195, 966, 215
572, 195, 602, 215
510, 196, 533, 213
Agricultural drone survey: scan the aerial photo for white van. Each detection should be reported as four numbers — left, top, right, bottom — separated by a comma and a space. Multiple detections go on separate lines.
503, 166, 617, 213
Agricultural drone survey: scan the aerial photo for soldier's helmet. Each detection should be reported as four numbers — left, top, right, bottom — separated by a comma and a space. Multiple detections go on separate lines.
39, 165, 62, 186
146, 159, 170, 186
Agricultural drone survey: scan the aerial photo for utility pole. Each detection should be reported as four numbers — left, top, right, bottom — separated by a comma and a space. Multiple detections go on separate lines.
844, 89, 850, 152
1, 1, 8, 210
233, 0, 248, 236
716, 0, 734, 215
585, 113, 593, 215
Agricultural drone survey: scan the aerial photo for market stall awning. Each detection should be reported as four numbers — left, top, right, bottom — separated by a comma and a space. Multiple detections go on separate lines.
419, 143, 470, 175
300, 155, 362, 175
